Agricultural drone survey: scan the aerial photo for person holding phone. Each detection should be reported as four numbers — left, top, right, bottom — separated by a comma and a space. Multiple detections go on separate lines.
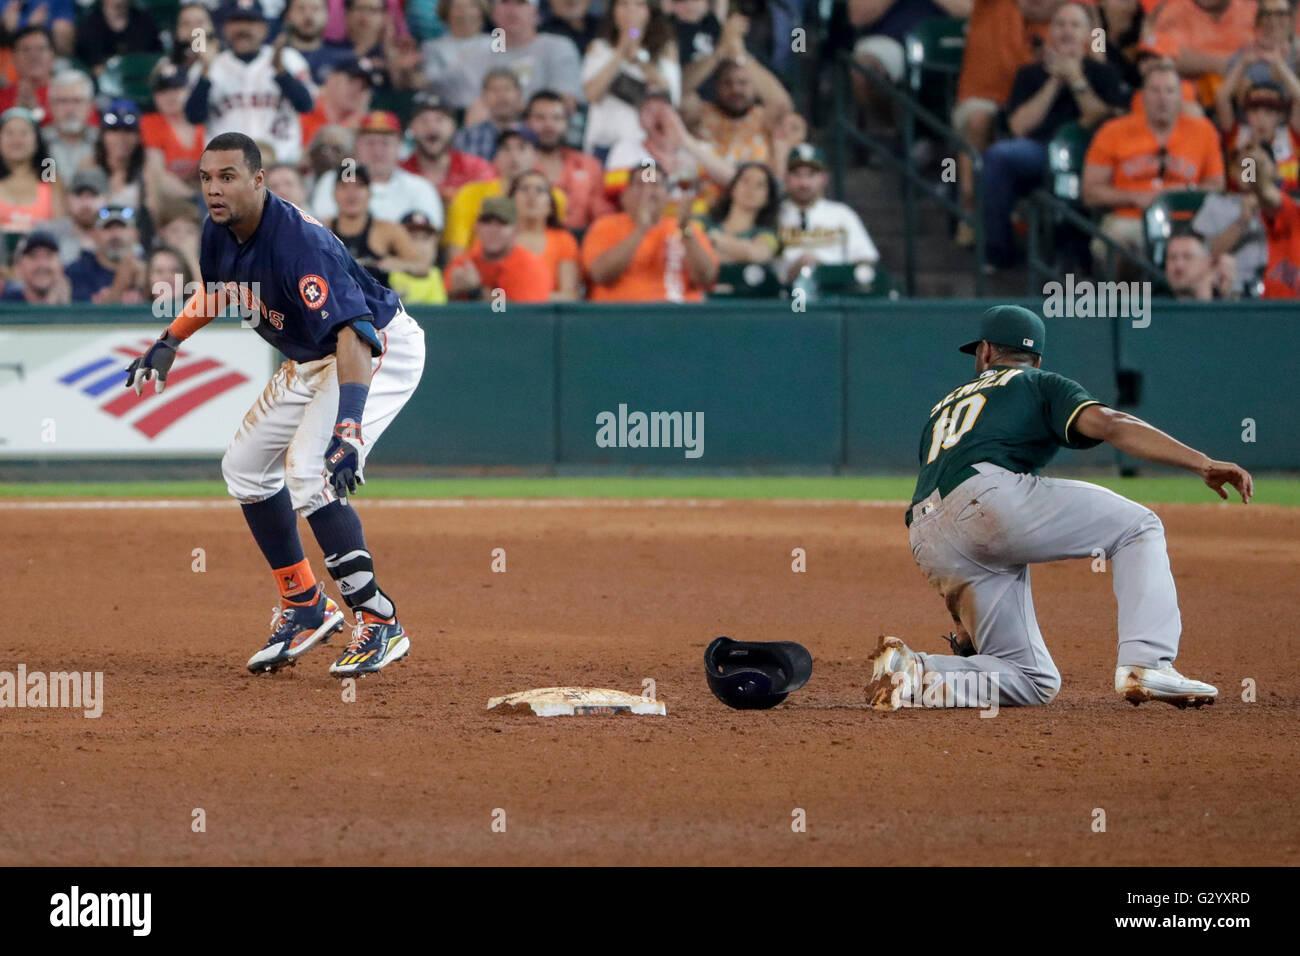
582, 0, 682, 160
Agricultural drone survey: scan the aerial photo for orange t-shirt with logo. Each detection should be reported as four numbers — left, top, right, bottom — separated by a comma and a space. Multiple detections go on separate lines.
1084, 111, 1225, 217
446, 243, 553, 303
581, 214, 718, 303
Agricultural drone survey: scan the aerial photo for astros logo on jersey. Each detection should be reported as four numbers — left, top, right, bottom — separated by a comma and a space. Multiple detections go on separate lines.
298, 274, 329, 310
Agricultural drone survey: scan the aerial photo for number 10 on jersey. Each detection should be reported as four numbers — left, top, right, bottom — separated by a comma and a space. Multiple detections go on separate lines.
926, 395, 987, 464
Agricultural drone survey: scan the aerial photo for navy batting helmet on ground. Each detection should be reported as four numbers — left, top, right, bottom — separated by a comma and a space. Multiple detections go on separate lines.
704, 636, 813, 710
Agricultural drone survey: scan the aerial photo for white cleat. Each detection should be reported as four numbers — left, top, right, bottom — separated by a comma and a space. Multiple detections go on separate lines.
865, 635, 924, 711
1115, 665, 1217, 709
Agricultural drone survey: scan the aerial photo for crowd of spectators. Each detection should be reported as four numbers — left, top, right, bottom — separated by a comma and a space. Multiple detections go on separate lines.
15, 0, 1299, 306
856, 0, 1300, 298
0, 0, 891, 306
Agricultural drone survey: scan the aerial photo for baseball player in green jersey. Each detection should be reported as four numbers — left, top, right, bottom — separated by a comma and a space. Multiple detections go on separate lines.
865, 305, 1254, 711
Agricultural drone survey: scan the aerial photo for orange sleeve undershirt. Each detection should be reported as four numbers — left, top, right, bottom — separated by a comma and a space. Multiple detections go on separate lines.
166, 289, 220, 341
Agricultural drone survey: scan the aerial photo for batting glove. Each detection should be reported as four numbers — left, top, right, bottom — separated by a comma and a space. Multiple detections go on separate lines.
324, 421, 364, 502
124, 332, 182, 395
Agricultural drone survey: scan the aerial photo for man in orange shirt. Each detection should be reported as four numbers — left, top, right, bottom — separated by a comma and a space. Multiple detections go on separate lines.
582, 170, 719, 302
445, 196, 553, 303
1129, 38, 1203, 115
1083, 61, 1226, 257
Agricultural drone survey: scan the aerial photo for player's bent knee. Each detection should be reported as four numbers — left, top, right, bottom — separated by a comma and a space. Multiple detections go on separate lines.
285, 470, 330, 516
1034, 671, 1062, 705
221, 446, 280, 502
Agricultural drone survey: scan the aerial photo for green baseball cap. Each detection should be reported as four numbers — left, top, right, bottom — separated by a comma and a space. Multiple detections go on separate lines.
478, 195, 517, 224
958, 305, 1046, 356
787, 143, 826, 172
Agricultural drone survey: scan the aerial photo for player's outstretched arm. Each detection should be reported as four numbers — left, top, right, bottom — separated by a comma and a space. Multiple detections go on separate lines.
123, 289, 220, 395
1074, 404, 1254, 503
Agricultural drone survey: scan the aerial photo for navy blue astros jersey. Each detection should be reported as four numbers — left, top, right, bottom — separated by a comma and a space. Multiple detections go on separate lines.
199, 190, 402, 362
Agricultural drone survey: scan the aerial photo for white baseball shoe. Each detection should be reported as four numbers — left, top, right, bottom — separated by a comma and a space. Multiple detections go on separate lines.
865, 635, 923, 711
1115, 664, 1217, 709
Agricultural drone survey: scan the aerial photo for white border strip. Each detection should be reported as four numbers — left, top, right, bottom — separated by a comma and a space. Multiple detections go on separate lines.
0, 497, 911, 511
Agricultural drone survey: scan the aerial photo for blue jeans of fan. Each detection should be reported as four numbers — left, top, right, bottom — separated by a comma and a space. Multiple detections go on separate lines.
982, 138, 1049, 268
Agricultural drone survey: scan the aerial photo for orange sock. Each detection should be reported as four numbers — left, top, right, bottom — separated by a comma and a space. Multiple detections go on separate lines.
273, 558, 318, 603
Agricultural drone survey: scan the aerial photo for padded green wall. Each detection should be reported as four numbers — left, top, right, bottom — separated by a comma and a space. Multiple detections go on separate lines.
3, 299, 1294, 470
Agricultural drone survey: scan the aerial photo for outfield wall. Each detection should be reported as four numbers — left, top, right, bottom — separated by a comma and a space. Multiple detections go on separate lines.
1, 300, 1294, 472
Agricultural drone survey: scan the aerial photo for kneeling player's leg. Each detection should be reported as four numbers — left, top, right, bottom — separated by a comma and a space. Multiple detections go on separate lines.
984, 475, 1181, 670
918, 566, 1062, 706
910, 497, 1060, 707
222, 362, 321, 606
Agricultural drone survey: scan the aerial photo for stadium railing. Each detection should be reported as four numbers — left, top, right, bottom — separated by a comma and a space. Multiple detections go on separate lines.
831, 51, 987, 297
1025, 191, 1167, 295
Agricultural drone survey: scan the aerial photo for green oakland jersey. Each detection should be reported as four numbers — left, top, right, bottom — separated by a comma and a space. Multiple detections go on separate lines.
910, 365, 1105, 507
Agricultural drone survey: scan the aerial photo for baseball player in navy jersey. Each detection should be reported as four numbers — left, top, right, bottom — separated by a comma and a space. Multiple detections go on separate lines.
865, 306, 1253, 711
125, 132, 425, 678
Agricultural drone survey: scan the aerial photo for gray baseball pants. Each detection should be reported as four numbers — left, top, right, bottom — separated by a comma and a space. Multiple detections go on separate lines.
907, 462, 1182, 706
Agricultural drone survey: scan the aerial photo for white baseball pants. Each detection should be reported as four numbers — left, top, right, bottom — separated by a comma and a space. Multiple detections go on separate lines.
222, 310, 426, 516
908, 462, 1183, 706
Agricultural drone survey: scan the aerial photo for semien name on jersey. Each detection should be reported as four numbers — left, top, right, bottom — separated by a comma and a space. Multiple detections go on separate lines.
930, 367, 1025, 417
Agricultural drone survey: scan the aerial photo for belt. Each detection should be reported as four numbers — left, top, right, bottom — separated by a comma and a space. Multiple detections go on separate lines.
905, 488, 940, 528
905, 465, 979, 527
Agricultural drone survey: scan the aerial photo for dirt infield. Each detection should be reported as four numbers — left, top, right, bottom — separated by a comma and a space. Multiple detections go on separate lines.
4, 497, 1297, 866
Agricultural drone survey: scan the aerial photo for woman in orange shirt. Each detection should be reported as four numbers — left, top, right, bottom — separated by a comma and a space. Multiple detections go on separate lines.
142, 61, 205, 223
508, 169, 580, 301
0, 108, 64, 237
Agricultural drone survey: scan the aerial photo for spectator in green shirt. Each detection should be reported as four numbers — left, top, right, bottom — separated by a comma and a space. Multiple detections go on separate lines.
696, 160, 780, 264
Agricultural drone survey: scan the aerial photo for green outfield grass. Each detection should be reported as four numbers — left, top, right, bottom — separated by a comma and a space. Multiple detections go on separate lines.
0, 475, 1292, 505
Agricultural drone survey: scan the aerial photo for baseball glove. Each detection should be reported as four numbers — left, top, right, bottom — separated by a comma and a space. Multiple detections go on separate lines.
941, 631, 976, 657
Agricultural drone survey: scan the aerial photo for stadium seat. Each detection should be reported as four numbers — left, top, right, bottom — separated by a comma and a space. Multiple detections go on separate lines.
1047, 122, 1094, 202
1144, 189, 1209, 267
710, 262, 784, 298
904, 16, 967, 113
814, 262, 897, 297
98, 53, 164, 111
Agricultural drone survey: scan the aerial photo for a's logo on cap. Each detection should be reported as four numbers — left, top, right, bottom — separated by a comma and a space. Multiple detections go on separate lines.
299, 274, 329, 309
1023, 337, 1034, 347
